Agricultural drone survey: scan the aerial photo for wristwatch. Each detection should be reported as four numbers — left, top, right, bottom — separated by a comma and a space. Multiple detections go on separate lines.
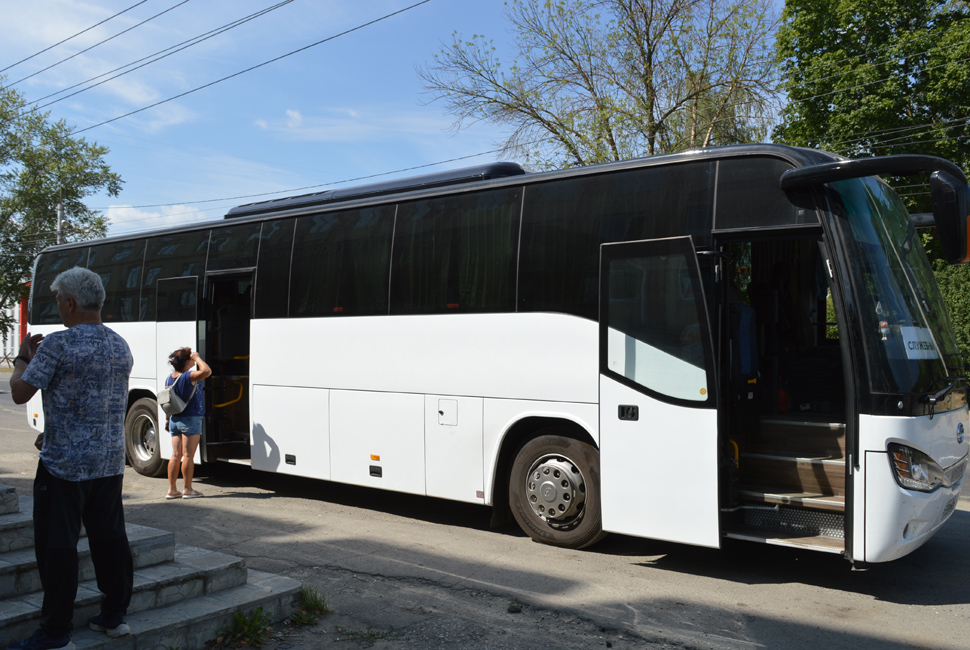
13, 355, 30, 365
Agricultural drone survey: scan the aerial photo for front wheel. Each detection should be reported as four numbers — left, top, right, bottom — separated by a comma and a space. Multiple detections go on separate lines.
125, 397, 165, 477
509, 435, 607, 549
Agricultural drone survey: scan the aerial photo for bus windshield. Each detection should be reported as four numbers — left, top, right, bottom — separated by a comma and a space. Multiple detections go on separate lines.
834, 177, 962, 395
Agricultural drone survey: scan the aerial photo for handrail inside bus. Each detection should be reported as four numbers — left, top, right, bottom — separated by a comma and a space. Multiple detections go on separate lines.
213, 381, 244, 409
779, 154, 968, 190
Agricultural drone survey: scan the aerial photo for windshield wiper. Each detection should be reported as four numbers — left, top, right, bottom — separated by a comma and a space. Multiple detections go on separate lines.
923, 375, 967, 418
927, 378, 961, 405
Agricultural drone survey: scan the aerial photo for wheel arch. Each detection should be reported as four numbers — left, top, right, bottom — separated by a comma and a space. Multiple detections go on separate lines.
489, 415, 597, 527
128, 387, 156, 413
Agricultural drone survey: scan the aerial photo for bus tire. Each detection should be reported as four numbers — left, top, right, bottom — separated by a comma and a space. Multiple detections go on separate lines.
125, 397, 165, 477
509, 435, 607, 549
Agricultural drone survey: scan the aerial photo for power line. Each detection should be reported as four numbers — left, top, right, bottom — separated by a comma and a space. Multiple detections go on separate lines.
787, 37, 970, 91
789, 55, 970, 104
825, 115, 970, 148
8, 0, 194, 88
74, 0, 433, 135
26, 0, 295, 112
783, 28, 938, 77
0, 0, 151, 74
827, 117, 970, 152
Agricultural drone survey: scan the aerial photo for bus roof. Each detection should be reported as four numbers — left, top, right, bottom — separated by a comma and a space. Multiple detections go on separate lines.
39, 144, 844, 252
224, 162, 528, 219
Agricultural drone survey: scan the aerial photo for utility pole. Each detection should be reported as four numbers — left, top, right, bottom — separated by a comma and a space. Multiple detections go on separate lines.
56, 199, 63, 245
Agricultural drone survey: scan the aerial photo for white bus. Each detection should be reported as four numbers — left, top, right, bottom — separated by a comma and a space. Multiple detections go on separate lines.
25, 144, 969, 567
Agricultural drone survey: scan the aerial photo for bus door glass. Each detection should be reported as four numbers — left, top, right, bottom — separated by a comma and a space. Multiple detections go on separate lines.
156, 276, 200, 450
599, 237, 720, 547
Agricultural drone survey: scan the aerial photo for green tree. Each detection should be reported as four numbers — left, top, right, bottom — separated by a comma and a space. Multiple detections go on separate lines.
774, 0, 970, 351
420, 0, 780, 170
775, 0, 970, 175
0, 79, 122, 336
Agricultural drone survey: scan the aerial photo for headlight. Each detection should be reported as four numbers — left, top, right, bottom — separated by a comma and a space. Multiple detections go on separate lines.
888, 443, 944, 492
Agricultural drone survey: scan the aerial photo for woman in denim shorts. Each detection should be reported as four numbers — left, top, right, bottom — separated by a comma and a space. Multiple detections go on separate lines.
164, 348, 211, 499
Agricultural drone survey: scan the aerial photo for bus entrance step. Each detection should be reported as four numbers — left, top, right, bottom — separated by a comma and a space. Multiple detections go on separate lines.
724, 524, 845, 554
750, 418, 847, 459
739, 453, 845, 497
738, 488, 846, 512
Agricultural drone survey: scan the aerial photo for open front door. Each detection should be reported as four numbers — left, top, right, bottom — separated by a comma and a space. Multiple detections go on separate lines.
599, 237, 721, 547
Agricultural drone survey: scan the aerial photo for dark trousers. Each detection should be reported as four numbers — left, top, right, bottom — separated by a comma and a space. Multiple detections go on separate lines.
32, 461, 133, 637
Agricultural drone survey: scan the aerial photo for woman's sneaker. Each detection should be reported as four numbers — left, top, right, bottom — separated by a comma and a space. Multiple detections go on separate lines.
4, 629, 74, 650
88, 613, 130, 638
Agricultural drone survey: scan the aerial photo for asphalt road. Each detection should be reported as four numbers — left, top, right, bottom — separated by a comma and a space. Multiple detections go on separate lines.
1, 377, 968, 650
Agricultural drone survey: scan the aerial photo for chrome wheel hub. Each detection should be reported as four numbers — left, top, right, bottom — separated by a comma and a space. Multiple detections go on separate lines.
525, 454, 587, 525
132, 413, 156, 461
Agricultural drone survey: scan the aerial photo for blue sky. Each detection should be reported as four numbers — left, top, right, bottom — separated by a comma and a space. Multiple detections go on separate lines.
0, 1, 514, 236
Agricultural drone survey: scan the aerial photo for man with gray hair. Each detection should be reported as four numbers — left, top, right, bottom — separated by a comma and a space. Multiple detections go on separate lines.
7, 267, 134, 650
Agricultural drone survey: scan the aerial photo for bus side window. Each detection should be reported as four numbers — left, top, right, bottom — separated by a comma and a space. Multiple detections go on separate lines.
142, 231, 209, 321
87, 240, 145, 323
390, 187, 520, 315
254, 219, 295, 319
31, 248, 91, 324
290, 206, 395, 318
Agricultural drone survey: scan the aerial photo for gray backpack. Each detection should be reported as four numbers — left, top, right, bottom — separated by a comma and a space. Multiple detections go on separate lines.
159, 374, 197, 416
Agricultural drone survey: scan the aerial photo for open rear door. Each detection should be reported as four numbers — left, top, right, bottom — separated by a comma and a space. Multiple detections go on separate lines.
599, 237, 721, 547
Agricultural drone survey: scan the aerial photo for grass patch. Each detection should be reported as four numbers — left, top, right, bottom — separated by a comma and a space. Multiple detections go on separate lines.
219, 606, 271, 648
290, 584, 331, 626
335, 624, 406, 647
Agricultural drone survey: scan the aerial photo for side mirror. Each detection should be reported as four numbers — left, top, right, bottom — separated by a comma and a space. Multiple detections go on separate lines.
930, 171, 970, 264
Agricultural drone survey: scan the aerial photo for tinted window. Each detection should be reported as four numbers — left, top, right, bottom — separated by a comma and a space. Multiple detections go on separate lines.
391, 187, 521, 314
714, 157, 818, 230
157, 277, 198, 322
254, 219, 294, 319
142, 231, 209, 321
291, 206, 394, 317
30, 248, 90, 324
87, 240, 145, 322
519, 162, 715, 320
207, 223, 261, 271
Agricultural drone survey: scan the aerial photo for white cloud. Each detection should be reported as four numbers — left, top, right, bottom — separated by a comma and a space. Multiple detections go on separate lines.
285, 109, 302, 128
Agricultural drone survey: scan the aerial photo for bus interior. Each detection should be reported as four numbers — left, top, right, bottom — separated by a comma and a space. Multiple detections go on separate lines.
719, 236, 848, 552
202, 272, 253, 463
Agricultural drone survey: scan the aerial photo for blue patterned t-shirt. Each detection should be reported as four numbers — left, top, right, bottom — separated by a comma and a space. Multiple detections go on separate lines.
23, 324, 133, 481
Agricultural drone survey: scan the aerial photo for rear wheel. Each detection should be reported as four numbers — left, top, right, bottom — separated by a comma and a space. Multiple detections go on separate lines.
509, 435, 607, 549
125, 397, 165, 477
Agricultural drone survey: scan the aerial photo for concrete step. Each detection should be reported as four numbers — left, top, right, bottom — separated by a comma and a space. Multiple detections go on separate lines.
68, 571, 302, 650
0, 508, 33, 554
0, 486, 301, 650
0, 546, 249, 647
0, 522, 175, 601
0, 485, 19, 516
